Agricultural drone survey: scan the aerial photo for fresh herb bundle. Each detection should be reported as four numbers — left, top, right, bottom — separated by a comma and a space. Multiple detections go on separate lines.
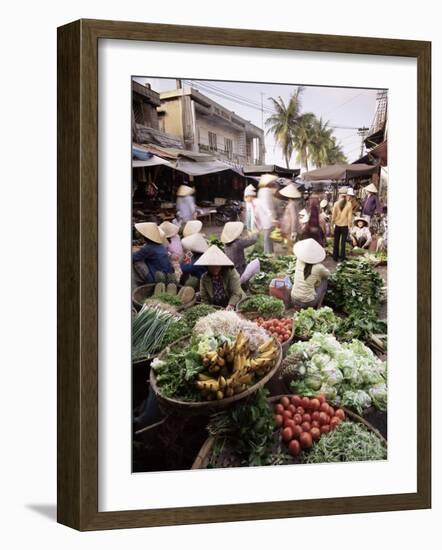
303, 421, 387, 464
183, 304, 218, 328
151, 293, 183, 307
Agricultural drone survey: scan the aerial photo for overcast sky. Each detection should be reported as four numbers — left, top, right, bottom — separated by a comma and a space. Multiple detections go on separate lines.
134, 76, 384, 168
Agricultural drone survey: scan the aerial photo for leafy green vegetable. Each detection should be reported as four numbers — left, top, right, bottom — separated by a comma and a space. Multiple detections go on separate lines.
151, 337, 204, 401
207, 233, 224, 250
247, 253, 296, 294
285, 333, 387, 413
207, 388, 276, 466
162, 321, 192, 347
292, 307, 341, 339
239, 295, 285, 318
336, 310, 387, 346
183, 304, 218, 328
325, 259, 384, 315
303, 421, 387, 463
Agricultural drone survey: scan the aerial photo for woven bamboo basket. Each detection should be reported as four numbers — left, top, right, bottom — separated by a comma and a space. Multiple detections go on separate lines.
191, 395, 386, 469
150, 335, 283, 416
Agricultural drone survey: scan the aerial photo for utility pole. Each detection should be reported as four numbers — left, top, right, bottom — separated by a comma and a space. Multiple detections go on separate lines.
357, 126, 369, 158
260, 91, 264, 130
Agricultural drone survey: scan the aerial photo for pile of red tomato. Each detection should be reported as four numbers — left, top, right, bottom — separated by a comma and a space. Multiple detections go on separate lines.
274, 394, 346, 457
256, 317, 292, 343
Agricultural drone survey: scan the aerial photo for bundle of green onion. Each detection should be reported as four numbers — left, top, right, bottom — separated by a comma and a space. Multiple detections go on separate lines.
132, 305, 181, 361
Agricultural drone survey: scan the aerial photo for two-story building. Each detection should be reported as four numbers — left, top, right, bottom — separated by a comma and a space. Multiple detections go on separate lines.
157, 87, 265, 166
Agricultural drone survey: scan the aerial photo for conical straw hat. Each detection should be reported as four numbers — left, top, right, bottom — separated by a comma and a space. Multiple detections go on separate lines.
354, 216, 369, 226
338, 186, 348, 195
364, 183, 378, 193
299, 209, 310, 223
134, 222, 164, 244
346, 187, 355, 196
183, 220, 202, 237
194, 245, 234, 266
258, 174, 278, 188
293, 238, 326, 264
279, 183, 302, 199
159, 221, 179, 238
181, 233, 209, 254
176, 184, 194, 196
244, 184, 256, 197
320, 199, 328, 208
220, 221, 244, 244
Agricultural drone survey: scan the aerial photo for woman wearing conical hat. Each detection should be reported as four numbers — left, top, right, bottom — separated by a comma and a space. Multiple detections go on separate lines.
195, 246, 246, 309
361, 182, 382, 224
182, 219, 203, 237
291, 239, 330, 310
176, 184, 196, 223
350, 217, 372, 250
279, 183, 302, 252
132, 222, 173, 285
221, 221, 257, 276
179, 233, 210, 284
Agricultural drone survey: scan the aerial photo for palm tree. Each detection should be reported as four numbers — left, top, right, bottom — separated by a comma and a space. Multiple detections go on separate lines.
292, 112, 316, 171
265, 87, 304, 168
308, 117, 334, 168
325, 137, 347, 164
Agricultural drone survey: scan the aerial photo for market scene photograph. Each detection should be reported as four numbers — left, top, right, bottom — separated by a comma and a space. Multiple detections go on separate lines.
131, 77, 388, 472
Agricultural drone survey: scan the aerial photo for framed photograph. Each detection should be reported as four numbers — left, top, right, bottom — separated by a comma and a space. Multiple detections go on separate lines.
57, 19, 431, 531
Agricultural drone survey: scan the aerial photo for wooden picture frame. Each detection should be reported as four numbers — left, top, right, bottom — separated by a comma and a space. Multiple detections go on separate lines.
57, 19, 431, 531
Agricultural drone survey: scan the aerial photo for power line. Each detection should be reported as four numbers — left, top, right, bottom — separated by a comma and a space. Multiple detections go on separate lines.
322, 92, 365, 116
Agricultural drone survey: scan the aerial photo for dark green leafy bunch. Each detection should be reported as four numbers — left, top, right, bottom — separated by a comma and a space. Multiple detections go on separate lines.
183, 304, 218, 328
132, 306, 180, 361
325, 259, 384, 315
152, 337, 204, 401
207, 388, 276, 466
336, 311, 387, 345
239, 295, 285, 318
161, 321, 192, 347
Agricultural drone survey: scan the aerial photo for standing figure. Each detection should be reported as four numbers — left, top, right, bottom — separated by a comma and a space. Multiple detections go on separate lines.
243, 184, 260, 234
279, 183, 302, 251
300, 200, 326, 247
331, 187, 353, 262
319, 198, 330, 237
361, 183, 382, 224
159, 220, 183, 280
176, 184, 197, 223
256, 174, 278, 254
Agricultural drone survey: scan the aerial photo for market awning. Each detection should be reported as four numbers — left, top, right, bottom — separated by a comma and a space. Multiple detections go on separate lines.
173, 158, 234, 176
301, 163, 379, 181
132, 156, 172, 168
243, 164, 300, 178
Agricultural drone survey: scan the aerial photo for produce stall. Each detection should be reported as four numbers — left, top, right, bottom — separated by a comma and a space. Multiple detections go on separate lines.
132, 248, 389, 472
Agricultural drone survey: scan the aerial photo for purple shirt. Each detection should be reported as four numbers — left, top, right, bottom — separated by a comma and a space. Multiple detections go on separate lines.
362, 194, 382, 217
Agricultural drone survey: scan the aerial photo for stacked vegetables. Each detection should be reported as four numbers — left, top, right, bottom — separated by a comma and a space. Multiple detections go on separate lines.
282, 333, 387, 414
274, 394, 347, 457
195, 332, 279, 401
256, 317, 292, 343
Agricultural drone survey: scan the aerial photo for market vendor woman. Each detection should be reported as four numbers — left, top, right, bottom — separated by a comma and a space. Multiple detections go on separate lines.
195, 245, 246, 309
291, 238, 330, 309
350, 216, 372, 249
132, 222, 173, 284
180, 233, 209, 284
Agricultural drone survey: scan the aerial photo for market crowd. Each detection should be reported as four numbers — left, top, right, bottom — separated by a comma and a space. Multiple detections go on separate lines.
132, 176, 386, 313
